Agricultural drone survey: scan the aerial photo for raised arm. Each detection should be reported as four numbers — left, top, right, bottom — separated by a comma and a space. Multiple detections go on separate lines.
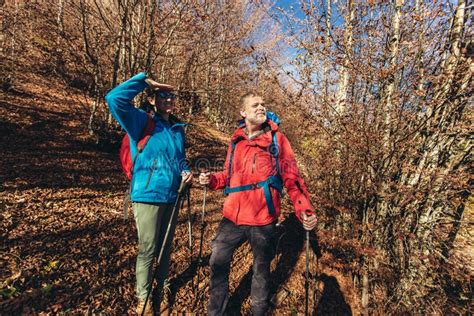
105, 72, 149, 141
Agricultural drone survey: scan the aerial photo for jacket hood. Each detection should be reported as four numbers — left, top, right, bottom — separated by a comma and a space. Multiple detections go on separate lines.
231, 119, 279, 147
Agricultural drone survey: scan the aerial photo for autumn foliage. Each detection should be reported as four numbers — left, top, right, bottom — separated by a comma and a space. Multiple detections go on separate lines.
1, 0, 472, 314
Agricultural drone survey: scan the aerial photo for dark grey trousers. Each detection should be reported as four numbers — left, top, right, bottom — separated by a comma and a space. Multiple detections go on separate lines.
207, 218, 276, 316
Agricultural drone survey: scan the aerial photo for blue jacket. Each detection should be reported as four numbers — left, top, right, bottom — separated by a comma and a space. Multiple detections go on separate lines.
105, 72, 189, 203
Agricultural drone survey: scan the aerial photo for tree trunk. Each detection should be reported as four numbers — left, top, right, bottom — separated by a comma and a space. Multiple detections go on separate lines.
57, 0, 64, 35
323, 0, 331, 98
335, 0, 354, 115
382, 0, 402, 150
361, 266, 369, 315
10, 0, 19, 77
145, 0, 157, 73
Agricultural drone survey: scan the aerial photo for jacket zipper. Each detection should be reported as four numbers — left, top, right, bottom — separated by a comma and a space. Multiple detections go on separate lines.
144, 159, 157, 189
252, 153, 257, 173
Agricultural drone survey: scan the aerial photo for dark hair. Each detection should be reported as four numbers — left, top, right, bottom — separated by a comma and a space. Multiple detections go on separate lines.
144, 86, 156, 98
140, 87, 156, 112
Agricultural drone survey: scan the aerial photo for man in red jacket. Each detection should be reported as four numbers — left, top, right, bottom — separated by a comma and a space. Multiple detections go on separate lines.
199, 92, 317, 316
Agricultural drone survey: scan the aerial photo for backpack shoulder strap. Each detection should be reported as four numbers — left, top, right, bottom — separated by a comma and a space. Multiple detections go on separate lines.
131, 114, 155, 175
227, 136, 244, 184
270, 130, 280, 175
137, 114, 155, 152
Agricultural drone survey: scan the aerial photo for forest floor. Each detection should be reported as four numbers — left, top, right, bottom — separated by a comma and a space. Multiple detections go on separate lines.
0, 71, 358, 315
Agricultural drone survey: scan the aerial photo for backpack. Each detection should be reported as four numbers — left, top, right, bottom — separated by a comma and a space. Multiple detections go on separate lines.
119, 113, 155, 218
224, 112, 283, 216
119, 113, 155, 180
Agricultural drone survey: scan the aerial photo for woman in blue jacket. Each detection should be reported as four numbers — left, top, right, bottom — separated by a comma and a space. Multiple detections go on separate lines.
106, 73, 192, 315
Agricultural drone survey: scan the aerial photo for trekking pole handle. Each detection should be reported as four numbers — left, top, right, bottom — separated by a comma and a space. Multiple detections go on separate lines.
178, 178, 189, 194
303, 210, 316, 231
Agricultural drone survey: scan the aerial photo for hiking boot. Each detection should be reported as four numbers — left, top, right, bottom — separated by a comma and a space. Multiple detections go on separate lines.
136, 298, 153, 316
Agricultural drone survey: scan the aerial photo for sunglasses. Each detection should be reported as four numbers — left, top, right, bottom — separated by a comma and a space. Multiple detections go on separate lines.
155, 91, 177, 99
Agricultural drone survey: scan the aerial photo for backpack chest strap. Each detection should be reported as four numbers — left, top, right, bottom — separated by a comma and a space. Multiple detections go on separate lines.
223, 175, 283, 216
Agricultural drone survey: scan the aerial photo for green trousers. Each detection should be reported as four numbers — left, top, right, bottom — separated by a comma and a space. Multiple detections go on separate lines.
133, 202, 178, 300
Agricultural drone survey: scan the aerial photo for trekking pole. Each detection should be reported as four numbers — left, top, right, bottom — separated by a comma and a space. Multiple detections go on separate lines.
305, 229, 310, 316
313, 227, 320, 313
185, 187, 195, 291
141, 180, 189, 316
194, 186, 207, 297
186, 187, 193, 262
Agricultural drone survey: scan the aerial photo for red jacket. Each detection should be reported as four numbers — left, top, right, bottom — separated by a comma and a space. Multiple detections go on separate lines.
209, 120, 314, 226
